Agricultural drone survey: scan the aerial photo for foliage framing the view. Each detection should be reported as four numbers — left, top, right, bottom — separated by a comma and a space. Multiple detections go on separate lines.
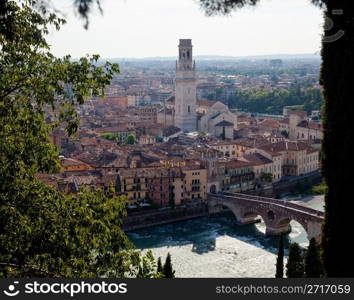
0, 0, 160, 277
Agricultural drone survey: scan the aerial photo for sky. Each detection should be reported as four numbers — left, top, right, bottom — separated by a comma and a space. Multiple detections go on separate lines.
47, 0, 324, 58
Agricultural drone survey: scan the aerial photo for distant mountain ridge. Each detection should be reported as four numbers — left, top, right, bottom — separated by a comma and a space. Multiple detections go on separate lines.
104, 53, 321, 62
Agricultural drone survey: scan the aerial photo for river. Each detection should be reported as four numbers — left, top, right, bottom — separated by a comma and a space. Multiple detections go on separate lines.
127, 195, 324, 278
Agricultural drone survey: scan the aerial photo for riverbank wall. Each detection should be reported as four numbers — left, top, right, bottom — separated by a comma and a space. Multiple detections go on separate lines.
248, 171, 322, 198
123, 204, 210, 231
123, 171, 323, 231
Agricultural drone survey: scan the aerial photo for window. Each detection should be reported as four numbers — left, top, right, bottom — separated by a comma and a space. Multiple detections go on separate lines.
188, 106, 190, 113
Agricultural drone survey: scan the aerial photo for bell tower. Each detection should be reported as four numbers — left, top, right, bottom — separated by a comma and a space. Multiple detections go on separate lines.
174, 39, 197, 132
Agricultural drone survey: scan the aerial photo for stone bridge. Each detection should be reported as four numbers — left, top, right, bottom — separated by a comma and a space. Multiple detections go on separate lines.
207, 193, 324, 242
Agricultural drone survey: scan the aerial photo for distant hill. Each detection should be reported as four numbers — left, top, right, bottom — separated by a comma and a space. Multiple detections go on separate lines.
104, 53, 321, 62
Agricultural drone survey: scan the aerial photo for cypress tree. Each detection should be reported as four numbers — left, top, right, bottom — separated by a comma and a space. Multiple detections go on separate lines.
286, 243, 304, 278
305, 238, 323, 278
157, 257, 163, 273
275, 233, 284, 278
163, 252, 175, 278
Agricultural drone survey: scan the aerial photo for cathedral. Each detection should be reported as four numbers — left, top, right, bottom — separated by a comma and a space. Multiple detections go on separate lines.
157, 39, 237, 139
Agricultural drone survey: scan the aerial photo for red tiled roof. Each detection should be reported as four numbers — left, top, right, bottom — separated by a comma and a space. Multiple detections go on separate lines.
259, 141, 318, 154
233, 137, 269, 148
242, 153, 273, 166
279, 118, 290, 124
60, 158, 91, 168
217, 159, 252, 169
258, 119, 280, 128
197, 99, 217, 107
297, 120, 322, 130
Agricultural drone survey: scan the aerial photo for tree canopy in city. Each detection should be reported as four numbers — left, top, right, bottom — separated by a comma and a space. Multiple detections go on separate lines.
225, 87, 323, 115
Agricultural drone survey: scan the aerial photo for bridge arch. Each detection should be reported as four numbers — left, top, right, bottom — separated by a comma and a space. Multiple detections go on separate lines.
239, 206, 270, 227
208, 199, 243, 223
275, 217, 308, 234
285, 219, 310, 245
274, 216, 321, 243
207, 193, 323, 242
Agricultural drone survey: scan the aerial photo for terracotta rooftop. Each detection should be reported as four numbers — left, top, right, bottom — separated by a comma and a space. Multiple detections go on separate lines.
60, 158, 91, 168
259, 141, 318, 154
217, 159, 252, 169
279, 118, 290, 124
258, 119, 280, 128
297, 120, 322, 130
197, 99, 217, 107
242, 153, 273, 166
80, 137, 98, 146
233, 136, 269, 148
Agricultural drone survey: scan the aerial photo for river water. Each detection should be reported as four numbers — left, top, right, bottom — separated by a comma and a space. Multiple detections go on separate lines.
127, 195, 324, 278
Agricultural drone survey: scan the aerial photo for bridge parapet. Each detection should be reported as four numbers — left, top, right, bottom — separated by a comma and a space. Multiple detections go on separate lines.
219, 193, 324, 217
207, 193, 323, 242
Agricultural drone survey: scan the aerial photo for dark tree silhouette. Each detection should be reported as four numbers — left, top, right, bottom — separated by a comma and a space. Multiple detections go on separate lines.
163, 253, 175, 278
73, 0, 103, 28
286, 243, 304, 278
275, 233, 284, 278
199, 0, 325, 15
305, 238, 323, 278
319, 1, 354, 278
157, 257, 163, 274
